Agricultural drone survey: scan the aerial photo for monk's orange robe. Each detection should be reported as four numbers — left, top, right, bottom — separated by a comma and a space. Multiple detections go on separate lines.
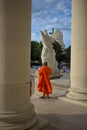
37, 66, 52, 94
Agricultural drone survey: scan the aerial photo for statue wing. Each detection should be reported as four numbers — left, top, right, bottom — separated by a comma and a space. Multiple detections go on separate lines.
50, 29, 65, 48
40, 30, 51, 48
50, 29, 62, 41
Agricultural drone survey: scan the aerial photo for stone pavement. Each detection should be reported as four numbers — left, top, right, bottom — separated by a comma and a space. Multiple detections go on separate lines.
31, 93, 87, 130
30, 73, 87, 130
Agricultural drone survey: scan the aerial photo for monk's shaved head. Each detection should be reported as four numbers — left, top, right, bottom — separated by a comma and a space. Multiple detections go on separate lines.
43, 62, 48, 66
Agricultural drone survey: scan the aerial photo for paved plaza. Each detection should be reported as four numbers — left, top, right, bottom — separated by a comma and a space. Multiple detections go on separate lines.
30, 68, 87, 130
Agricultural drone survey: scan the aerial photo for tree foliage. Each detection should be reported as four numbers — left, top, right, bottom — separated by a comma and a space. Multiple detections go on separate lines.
31, 41, 43, 65
53, 41, 65, 63
64, 45, 71, 63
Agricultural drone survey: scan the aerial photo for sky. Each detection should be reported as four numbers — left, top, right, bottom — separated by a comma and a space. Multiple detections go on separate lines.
31, 0, 72, 48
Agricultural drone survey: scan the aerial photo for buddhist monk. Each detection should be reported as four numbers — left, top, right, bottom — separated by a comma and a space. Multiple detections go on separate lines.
37, 62, 52, 99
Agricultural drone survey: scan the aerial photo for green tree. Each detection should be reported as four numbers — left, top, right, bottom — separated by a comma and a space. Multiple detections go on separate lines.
37, 41, 43, 64
64, 45, 71, 63
53, 41, 65, 63
31, 41, 43, 65
31, 41, 39, 61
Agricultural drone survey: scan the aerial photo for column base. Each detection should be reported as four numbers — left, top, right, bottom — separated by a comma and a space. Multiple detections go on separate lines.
0, 118, 49, 130
27, 117, 49, 130
67, 91, 87, 101
0, 117, 49, 130
0, 111, 37, 130
59, 96, 87, 107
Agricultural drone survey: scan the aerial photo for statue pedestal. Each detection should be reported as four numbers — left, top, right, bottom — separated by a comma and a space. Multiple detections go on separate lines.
50, 69, 63, 79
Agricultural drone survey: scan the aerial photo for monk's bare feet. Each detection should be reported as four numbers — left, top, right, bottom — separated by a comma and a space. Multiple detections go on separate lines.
40, 95, 45, 99
46, 95, 50, 99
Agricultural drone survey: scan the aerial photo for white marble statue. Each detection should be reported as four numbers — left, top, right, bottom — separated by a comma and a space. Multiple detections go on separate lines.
40, 30, 57, 69
40, 29, 65, 76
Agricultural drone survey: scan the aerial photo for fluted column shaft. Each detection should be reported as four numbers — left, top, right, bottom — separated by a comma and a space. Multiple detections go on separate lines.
0, 0, 37, 129
67, 0, 87, 100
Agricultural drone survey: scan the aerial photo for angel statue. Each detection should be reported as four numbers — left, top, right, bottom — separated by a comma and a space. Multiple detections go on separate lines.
40, 29, 65, 77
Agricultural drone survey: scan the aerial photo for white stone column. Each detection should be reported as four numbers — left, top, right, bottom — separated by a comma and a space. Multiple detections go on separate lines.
0, 0, 37, 129
67, 0, 87, 100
